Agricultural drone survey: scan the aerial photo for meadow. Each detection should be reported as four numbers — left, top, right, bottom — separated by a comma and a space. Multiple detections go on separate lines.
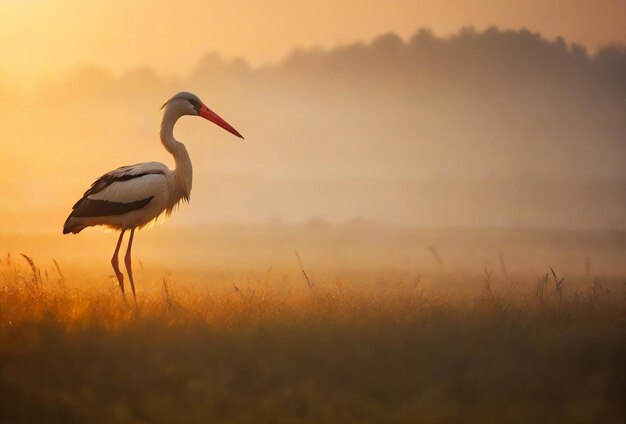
0, 241, 624, 423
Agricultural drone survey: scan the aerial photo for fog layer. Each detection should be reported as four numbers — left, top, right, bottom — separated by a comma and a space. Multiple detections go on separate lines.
0, 28, 624, 230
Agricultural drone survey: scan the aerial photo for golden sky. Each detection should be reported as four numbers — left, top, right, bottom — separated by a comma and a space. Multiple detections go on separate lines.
1, 0, 625, 85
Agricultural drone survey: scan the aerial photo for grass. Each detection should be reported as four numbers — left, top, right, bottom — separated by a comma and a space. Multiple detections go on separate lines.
0, 255, 624, 423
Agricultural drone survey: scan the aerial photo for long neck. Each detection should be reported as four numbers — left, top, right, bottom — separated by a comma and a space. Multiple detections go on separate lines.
160, 109, 193, 202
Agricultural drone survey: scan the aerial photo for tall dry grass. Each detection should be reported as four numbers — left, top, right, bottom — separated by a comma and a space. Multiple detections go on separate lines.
0, 254, 624, 423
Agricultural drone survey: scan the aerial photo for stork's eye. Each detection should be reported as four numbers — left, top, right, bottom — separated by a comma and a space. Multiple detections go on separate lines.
189, 99, 200, 112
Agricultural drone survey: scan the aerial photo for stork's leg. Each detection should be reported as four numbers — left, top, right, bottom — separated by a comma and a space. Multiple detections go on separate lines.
124, 228, 137, 303
111, 230, 126, 301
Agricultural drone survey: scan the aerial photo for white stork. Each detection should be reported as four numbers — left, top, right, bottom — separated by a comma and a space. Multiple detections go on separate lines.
63, 92, 243, 302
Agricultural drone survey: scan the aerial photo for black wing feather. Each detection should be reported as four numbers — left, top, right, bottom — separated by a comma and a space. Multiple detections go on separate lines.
72, 167, 166, 210
71, 197, 154, 218
64, 167, 165, 228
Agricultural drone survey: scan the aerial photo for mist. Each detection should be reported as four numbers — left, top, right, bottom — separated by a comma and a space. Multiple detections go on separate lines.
0, 27, 624, 232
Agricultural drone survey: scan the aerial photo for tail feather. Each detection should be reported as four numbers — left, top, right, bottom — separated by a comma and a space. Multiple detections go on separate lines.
63, 215, 83, 234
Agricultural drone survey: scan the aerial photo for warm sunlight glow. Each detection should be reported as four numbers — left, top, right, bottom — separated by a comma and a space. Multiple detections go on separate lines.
0, 3, 624, 422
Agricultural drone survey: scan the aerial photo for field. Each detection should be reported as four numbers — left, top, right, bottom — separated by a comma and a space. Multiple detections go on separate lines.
0, 245, 624, 424
0, 226, 624, 423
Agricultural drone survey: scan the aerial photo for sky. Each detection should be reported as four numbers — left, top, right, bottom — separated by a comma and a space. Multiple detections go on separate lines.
1, 0, 625, 85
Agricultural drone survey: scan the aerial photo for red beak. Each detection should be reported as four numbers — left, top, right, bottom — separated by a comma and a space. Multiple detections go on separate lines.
198, 104, 244, 139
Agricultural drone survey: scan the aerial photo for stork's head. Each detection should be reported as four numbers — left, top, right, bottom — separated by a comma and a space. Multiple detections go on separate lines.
162, 91, 243, 139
